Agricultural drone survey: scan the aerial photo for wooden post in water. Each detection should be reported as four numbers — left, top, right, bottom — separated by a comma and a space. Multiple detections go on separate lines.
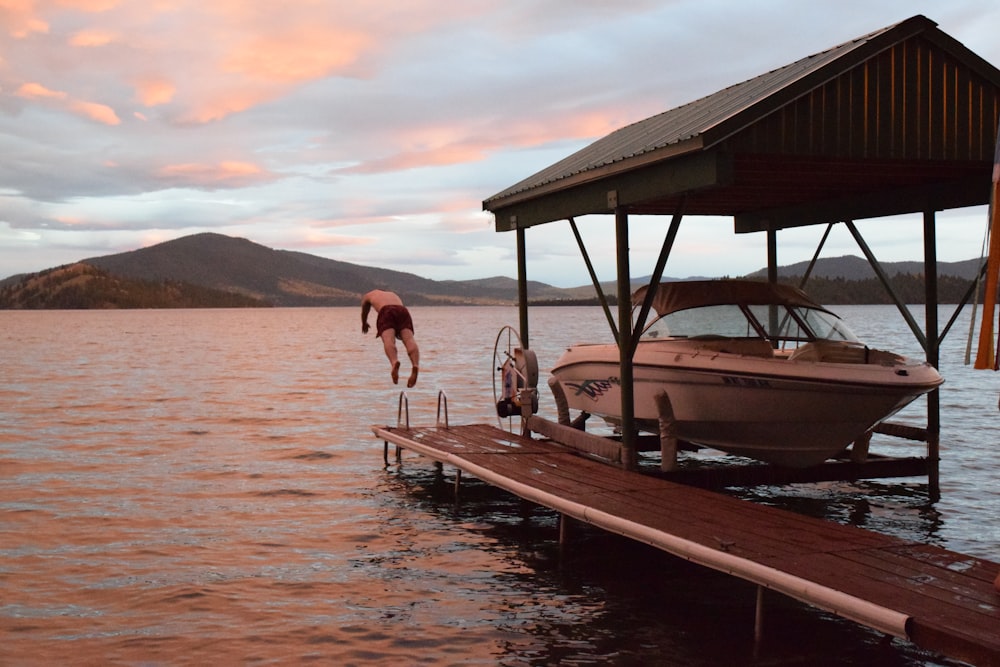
923, 209, 941, 499
517, 227, 529, 349
766, 229, 779, 338
615, 204, 638, 470
754, 586, 765, 651
655, 391, 678, 471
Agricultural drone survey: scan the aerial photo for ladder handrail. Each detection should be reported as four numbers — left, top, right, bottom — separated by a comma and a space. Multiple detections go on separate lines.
436, 390, 449, 429
396, 392, 410, 428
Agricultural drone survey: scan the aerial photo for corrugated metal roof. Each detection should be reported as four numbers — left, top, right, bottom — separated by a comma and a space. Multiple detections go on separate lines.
484, 15, 1000, 232
482, 15, 947, 209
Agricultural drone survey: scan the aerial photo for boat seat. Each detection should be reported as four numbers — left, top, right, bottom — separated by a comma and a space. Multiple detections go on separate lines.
788, 341, 868, 363
693, 337, 774, 358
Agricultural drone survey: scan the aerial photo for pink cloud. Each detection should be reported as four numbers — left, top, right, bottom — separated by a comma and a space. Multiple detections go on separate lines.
223, 27, 372, 82
69, 29, 117, 46
16, 81, 120, 124
341, 145, 489, 175
155, 160, 271, 188
175, 88, 272, 124
134, 77, 176, 106
15, 82, 66, 100
335, 106, 634, 176
2, 1, 49, 38
3, 0, 117, 37
68, 99, 121, 125
297, 231, 375, 248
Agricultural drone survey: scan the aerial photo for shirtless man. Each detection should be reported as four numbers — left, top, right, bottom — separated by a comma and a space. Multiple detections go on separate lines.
361, 289, 420, 387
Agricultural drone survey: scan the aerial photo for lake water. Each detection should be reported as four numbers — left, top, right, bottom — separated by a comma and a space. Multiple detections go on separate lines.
2, 305, 998, 666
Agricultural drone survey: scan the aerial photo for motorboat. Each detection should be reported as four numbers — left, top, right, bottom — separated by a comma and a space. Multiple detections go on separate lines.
549, 280, 943, 467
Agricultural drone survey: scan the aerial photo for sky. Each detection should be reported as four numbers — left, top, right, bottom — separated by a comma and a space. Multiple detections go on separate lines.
2, 1, 999, 287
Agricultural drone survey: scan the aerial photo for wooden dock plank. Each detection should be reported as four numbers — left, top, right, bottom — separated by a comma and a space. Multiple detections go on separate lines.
373, 423, 1000, 667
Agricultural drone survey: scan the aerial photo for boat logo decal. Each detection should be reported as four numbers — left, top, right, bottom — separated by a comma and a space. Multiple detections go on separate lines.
565, 377, 619, 401
721, 375, 771, 388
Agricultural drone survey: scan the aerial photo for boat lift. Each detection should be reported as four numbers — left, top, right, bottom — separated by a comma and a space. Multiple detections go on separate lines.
483, 15, 1000, 497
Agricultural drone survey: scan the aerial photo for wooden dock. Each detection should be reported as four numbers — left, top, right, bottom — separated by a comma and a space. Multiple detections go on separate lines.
373, 422, 1000, 667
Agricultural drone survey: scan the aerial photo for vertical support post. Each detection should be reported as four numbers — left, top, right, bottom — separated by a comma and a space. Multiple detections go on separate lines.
766, 228, 778, 284
516, 227, 529, 349
615, 205, 637, 470
454, 468, 462, 499
754, 585, 765, 648
923, 209, 941, 499
766, 229, 779, 340
559, 513, 570, 545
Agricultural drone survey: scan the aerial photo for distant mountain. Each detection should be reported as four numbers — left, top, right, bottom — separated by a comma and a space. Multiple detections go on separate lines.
0, 233, 984, 309
744, 255, 983, 281
81, 233, 586, 306
0, 262, 270, 309
1, 233, 582, 308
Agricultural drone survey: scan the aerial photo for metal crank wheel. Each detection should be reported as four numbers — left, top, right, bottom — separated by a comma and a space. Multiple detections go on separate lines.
492, 325, 539, 432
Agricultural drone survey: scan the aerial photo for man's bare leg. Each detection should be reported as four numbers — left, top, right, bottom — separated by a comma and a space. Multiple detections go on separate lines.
401, 329, 420, 388
380, 329, 401, 384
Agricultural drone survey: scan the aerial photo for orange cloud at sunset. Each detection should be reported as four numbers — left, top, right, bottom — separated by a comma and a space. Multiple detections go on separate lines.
17, 82, 120, 124
15, 82, 66, 100
69, 100, 121, 125
3, 0, 116, 38
223, 27, 371, 82
156, 161, 268, 188
2, 0, 49, 37
341, 144, 488, 175
69, 29, 117, 47
176, 88, 272, 124
134, 78, 176, 106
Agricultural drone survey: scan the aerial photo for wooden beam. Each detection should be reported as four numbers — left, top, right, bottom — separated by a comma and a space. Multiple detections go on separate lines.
525, 416, 622, 462
734, 178, 988, 233
492, 151, 728, 231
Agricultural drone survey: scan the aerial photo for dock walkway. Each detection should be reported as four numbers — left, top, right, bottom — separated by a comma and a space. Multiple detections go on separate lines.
374, 422, 1000, 667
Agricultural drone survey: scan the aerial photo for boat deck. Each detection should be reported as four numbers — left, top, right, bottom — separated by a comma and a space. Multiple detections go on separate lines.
373, 422, 1000, 667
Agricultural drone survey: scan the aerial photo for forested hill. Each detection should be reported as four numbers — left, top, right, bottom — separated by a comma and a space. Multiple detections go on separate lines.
0, 233, 574, 308
0, 233, 986, 308
0, 263, 269, 309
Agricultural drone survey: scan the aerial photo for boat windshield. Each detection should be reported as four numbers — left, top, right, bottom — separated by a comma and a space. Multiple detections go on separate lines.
746, 304, 859, 344
638, 303, 859, 345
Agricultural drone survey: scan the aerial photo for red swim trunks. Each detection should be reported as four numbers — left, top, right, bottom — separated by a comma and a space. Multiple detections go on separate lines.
375, 304, 414, 339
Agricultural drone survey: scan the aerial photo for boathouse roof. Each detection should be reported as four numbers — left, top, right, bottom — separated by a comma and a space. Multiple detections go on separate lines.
483, 14, 1000, 233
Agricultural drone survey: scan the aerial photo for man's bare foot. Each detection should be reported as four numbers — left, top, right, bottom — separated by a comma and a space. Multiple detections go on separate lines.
407, 366, 419, 388
391, 361, 400, 384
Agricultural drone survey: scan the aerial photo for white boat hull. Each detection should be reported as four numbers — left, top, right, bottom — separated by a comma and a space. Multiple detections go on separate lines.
551, 340, 942, 467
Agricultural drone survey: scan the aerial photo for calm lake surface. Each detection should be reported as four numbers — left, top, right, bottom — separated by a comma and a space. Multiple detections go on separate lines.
2, 305, 998, 666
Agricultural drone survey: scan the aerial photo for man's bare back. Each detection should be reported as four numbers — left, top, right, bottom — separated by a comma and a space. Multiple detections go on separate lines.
361, 289, 403, 312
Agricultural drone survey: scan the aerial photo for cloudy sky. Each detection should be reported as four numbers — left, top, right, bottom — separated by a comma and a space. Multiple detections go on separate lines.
2, 1, 999, 286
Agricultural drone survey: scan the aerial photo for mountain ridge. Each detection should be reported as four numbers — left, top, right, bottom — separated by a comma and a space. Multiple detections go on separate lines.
0, 232, 985, 308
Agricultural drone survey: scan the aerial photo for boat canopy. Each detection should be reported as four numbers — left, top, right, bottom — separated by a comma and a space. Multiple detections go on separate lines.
632, 280, 831, 318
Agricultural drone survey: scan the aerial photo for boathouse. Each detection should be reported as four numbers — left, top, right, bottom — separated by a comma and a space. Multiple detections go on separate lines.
482, 14, 1000, 492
